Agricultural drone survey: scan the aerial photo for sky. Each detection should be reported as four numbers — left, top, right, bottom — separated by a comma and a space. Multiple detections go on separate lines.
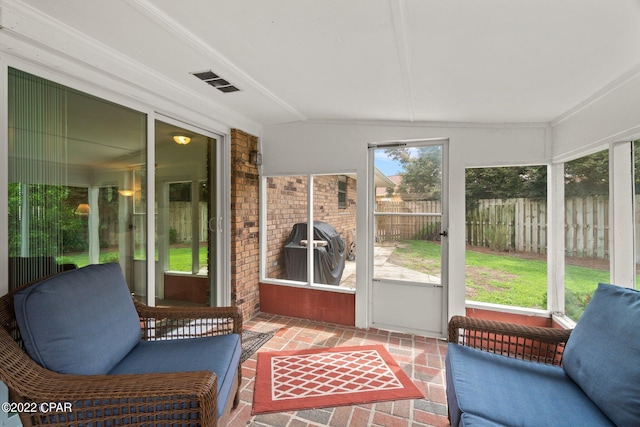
374, 149, 404, 177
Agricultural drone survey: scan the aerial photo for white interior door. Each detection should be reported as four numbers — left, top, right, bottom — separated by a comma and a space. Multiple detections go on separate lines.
369, 140, 448, 337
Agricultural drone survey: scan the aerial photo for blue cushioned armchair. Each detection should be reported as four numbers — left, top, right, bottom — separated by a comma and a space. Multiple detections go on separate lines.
446, 283, 640, 427
0, 263, 243, 427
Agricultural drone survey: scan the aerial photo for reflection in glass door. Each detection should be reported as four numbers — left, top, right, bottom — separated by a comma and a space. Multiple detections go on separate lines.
155, 120, 218, 307
7, 67, 147, 297
370, 140, 448, 337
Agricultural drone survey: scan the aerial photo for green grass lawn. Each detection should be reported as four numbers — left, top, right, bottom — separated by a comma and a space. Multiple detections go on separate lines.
390, 239, 617, 319
59, 245, 207, 272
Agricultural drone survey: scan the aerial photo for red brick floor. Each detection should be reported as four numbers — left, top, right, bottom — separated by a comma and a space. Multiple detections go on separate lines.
228, 312, 450, 427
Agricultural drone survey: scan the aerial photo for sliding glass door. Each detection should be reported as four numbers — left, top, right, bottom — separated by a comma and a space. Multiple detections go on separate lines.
6, 67, 227, 311
154, 119, 221, 307
7, 68, 147, 296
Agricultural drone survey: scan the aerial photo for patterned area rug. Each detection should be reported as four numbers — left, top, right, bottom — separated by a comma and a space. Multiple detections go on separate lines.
252, 345, 424, 414
241, 329, 274, 363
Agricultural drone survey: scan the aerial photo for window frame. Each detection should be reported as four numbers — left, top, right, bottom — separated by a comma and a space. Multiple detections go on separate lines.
338, 175, 347, 209
260, 172, 356, 293
463, 141, 639, 327
463, 163, 549, 313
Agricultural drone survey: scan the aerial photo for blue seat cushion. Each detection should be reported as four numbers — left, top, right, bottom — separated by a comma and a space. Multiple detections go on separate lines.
459, 413, 507, 427
14, 263, 141, 375
562, 283, 640, 427
109, 333, 241, 419
446, 343, 614, 427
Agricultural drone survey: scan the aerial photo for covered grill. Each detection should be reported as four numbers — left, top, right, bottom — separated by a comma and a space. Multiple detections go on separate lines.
283, 221, 346, 285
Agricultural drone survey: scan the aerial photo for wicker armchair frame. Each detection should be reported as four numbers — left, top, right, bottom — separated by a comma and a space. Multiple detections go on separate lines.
0, 279, 242, 427
448, 315, 572, 366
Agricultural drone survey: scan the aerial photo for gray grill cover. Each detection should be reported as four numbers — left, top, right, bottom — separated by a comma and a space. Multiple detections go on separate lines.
284, 221, 346, 285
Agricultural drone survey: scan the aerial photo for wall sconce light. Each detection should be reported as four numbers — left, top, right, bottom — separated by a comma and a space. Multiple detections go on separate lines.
75, 203, 91, 216
250, 150, 262, 166
119, 189, 134, 197
173, 135, 191, 145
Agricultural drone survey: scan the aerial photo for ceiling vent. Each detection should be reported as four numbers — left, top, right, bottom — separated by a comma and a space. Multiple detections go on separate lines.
191, 70, 241, 93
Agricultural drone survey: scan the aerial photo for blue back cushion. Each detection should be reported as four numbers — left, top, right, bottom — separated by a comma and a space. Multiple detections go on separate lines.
562, 283, 640, 427
14, 263, 141, 375
446, 343, 614, 427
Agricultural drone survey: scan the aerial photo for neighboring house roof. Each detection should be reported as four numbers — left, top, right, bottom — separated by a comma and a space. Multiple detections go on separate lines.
374, 169, 397, 190
376, 174, 401, 198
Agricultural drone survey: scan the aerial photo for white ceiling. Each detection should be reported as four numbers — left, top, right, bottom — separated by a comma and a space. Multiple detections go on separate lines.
15, 0, 640, 125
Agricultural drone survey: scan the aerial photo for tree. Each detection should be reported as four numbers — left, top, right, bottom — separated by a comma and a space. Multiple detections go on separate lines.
385, 146, 442, 201
466, 166, 547, 200
390, 146, 612, 204
8, 184, 88, 256
564, 150, 609, 197
465, 166, 547, 209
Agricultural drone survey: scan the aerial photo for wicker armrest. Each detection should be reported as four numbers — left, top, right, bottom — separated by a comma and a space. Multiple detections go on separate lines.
448, 315, 572, 366
23, 372, 218, 427
134, 302, 243, 339
0, 330, 219, 427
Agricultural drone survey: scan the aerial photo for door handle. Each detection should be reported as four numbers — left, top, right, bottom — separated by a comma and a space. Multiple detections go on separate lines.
439, 230, 448, 237
208, 217, 223, 233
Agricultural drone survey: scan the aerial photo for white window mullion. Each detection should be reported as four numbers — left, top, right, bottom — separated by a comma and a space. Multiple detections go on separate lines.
548, 163, 565, 315
146, 113, 156, 306
307, 175, 314, 286
610, 141, 635, 288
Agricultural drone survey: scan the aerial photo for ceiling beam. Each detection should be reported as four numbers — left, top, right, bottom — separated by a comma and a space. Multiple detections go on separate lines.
388, 0, 415, 122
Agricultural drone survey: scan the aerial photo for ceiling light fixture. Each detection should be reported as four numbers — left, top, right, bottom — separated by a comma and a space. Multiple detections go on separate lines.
173, 135, 191, 145
119, 189, 135, 197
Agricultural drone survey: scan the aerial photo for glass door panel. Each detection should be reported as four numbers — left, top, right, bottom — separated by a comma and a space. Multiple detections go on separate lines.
155, 120, 215, 306
370, 141, 448, 337
7, 67, 147, 297
373, 145, 443, 285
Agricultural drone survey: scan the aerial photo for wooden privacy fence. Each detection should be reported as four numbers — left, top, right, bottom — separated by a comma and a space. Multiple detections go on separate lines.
565, 196, 608, 259
167, 202, 209, 243
377, 196, 611, 259
375, 201, 442, 242
98, 202, 208, 247
102, 198, 611, 259
466, 198, 547, 254
466, 197, 609, 258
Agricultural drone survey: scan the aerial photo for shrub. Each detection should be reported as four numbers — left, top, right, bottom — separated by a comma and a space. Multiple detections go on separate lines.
565, 288, 593, 321
102, 252, 119, 263
169, 228, 179, 244
485, 225, 512, 252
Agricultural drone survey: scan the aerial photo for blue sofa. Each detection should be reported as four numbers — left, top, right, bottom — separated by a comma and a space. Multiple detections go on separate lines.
446, 283, 640, 427
0, 263, 242, 427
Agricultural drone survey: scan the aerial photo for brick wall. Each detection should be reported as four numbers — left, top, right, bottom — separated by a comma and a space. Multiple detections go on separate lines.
230, 129, 260, 321
265, 174, 357, 280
